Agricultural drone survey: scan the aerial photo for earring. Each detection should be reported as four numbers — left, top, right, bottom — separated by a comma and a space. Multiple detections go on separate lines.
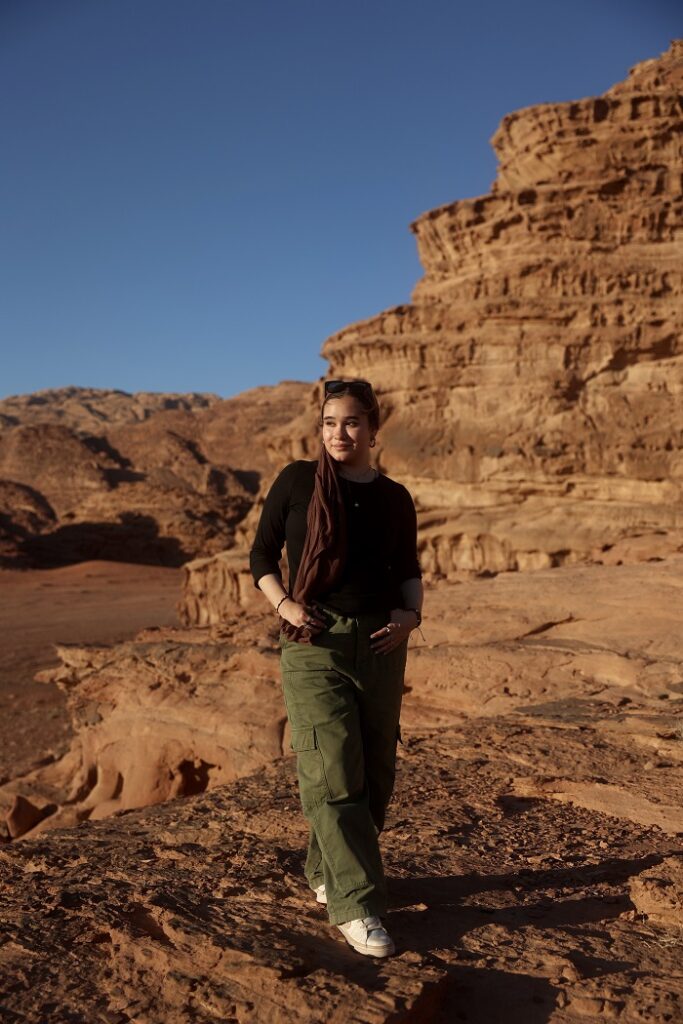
370, 437, 376, 447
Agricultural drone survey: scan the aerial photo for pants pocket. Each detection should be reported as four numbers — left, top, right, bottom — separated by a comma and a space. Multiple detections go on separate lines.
291, 726, 329, 811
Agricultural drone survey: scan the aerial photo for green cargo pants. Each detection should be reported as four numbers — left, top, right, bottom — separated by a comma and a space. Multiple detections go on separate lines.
279, 602, 408, 926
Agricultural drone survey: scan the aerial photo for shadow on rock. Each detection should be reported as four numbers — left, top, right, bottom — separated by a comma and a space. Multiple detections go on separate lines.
22, 514, 189, 567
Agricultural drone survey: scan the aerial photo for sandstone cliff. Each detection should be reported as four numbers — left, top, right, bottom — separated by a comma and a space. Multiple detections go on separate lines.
181, 41, 683, 624
318, 41, 683, 572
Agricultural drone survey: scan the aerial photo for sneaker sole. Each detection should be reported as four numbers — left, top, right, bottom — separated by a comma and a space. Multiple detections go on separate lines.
338, 928, 395, 958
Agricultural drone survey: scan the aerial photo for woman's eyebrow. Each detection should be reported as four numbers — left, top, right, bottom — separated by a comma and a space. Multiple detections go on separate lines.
323, 416, 359, 422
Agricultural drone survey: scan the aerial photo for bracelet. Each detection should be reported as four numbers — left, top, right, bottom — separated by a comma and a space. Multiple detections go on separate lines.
275, 594, 289, 614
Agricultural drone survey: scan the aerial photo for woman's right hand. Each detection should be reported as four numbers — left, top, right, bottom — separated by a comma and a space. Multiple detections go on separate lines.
280, 598, 328, 635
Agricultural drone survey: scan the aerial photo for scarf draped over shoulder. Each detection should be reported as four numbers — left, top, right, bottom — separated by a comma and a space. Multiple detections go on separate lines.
278, 445, 348, 644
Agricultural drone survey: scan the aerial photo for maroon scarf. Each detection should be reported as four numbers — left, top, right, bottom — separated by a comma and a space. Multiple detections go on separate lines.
278, 445, 348, 644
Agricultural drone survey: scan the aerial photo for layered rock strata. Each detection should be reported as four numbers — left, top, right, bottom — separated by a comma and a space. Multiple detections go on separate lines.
314, 40, 683, 578
179, 43, 683, 621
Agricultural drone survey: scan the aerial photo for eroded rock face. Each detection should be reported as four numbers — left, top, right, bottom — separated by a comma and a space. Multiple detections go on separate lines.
179, 45, 683, 621
0, 480, 56, 566
317, 42, 683, 577
245, 42, 682, 587
0, 382, 311, 567
0, 621, 287, 836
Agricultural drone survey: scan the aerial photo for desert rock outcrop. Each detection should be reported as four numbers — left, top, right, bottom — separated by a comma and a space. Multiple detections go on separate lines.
0, 386, 220, 432
4, 555, 682, 841
0, 383, 311, 567
316, 40, 683, 576
179, 43, 683, 623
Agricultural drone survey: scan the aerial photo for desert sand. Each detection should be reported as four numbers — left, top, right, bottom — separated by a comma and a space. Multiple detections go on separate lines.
0, 562, 181, 783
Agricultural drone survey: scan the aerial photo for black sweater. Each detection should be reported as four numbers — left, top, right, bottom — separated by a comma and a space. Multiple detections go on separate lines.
249, 459, 421, 615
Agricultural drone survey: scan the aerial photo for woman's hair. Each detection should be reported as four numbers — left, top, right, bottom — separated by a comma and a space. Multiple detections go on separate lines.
319, 378, 380, 433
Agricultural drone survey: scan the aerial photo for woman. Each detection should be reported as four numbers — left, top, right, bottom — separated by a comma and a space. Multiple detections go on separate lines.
249, 378, 423, 958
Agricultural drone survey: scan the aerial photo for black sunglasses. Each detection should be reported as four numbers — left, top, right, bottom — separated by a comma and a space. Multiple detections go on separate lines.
324, 379, 374, 399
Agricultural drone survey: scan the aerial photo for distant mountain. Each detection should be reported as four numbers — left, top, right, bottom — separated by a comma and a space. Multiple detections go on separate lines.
0, 381, 312, 568
0, 386, 220, 433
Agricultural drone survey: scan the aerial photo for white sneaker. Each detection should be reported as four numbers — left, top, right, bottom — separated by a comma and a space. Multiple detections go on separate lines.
337, 915, 395, 957
314, 884, 327, 905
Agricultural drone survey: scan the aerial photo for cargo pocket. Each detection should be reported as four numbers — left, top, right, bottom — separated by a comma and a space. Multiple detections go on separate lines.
290, 727, 328, 810
290, 726, 317, 753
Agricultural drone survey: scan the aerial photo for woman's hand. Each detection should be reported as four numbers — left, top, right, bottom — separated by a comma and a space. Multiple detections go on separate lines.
280, 598, 328, 636
369, 608, 417, 654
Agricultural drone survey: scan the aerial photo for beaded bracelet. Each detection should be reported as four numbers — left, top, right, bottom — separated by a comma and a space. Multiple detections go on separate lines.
275, 594, 289, 614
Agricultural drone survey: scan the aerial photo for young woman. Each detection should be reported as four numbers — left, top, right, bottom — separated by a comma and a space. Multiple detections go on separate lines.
249, 378, 423, 957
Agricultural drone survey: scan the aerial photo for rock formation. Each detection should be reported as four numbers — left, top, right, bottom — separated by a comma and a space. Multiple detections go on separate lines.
0, 383, 310, 567
0, 625, 287, 837
0, 386, 220, 432
178, 41, 683, 623
317, 40, 683, 573
5, 46, 683, 589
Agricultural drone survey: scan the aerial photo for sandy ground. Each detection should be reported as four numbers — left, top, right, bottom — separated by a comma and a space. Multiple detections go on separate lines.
0, 562, 181, 782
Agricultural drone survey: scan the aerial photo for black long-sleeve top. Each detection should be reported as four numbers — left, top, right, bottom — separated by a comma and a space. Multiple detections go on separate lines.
249, 459, 421, 615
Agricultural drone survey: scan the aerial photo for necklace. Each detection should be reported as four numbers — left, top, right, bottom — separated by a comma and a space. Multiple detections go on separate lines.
339, 467, 377, 507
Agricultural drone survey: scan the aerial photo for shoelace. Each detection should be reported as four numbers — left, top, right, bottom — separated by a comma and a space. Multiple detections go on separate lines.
363, 916, 383, 929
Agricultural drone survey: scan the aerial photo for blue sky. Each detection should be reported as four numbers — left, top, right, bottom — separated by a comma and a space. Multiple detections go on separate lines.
1, 0, 680, 400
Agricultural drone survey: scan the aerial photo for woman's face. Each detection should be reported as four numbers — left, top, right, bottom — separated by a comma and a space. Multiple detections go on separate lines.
321, 394, 374, 466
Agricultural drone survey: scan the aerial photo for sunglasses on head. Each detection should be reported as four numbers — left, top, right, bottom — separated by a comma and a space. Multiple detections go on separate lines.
324, 379, 373, 399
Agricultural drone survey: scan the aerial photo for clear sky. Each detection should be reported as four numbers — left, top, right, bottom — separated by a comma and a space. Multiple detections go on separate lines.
1, 0, 680, 400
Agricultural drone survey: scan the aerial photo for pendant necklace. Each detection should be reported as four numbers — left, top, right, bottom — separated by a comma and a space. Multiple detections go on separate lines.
340, 467, 376, 507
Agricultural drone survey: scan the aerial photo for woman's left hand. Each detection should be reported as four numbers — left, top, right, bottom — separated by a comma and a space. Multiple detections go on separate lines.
369, 608, 416, 654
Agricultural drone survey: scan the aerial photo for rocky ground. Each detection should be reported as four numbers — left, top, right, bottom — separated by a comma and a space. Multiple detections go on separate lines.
1, 556, 681, 1022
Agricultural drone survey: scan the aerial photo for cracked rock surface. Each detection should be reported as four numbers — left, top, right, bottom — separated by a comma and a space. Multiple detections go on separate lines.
1, 556, 682, 1022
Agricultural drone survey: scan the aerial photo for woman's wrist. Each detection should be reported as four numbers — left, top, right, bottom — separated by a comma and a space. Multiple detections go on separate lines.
405, 606, 421, 628
275, 594, 290, 614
